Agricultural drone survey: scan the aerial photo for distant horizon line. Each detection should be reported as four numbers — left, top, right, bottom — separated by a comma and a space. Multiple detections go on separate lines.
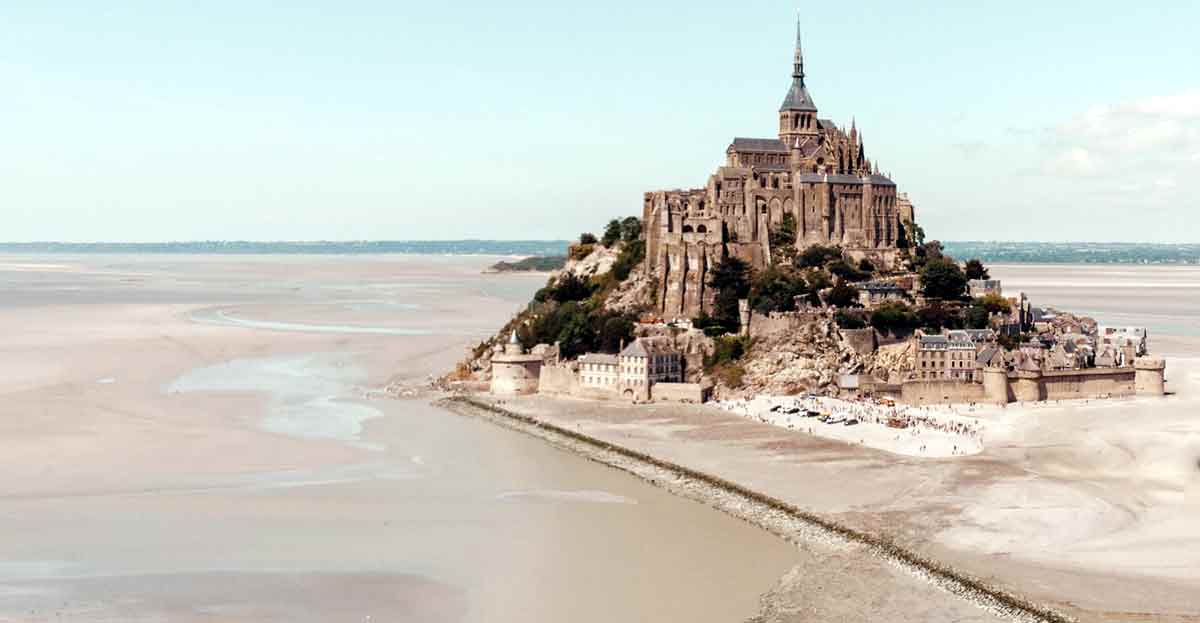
1, 240, 1198, 246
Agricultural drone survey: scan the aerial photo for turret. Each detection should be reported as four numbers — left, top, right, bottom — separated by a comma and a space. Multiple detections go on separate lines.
779, 18, 820, 145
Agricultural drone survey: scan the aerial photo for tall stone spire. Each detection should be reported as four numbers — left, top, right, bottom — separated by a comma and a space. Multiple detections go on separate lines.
780, 16, 817, 113
793, 15, 806, 85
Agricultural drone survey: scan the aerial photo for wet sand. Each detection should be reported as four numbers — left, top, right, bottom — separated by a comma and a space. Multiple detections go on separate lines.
0, 254, 801, 623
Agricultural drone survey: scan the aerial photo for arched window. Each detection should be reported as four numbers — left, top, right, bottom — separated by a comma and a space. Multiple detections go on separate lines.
697, 225, 708, 233
682, 225, 694, 233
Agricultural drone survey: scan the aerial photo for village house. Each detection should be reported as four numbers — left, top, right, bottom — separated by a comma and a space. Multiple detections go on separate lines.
913, 329, 998, 383
915, 333, 979, 381
968, 279, 1002, 298
1099, 326, 1149, 356
619, 337, 683, 400
578, 353, 619, 389
857, 281, 907, 309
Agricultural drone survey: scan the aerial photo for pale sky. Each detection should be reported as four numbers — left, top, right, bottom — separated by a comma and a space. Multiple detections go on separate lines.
3, 1, 1198, 243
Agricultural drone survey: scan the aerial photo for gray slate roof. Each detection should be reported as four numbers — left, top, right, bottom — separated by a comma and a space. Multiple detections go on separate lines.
794, 172, 897, 186
780, 79, 818, 112
860, 281, 904, 292
620, 337, 677, 358
579, 353, 618, 366
729, 137, 788, 153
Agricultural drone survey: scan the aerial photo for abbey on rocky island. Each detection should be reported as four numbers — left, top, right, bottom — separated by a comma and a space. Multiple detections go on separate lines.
644, 20, 918, 320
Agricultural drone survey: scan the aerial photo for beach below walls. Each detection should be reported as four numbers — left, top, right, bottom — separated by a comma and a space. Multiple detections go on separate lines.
446, 346, 1200, 623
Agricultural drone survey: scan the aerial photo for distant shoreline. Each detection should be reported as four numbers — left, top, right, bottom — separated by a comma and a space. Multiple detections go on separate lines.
0, 240, 1196, 265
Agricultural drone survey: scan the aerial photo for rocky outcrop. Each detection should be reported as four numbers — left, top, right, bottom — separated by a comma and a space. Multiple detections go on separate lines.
720, 318, 863, 399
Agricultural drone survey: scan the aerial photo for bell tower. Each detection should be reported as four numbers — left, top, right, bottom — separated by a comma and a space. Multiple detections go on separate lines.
779, 18, 819, 146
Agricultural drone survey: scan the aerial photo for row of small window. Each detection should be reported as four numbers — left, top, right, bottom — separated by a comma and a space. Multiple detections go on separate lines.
921, 360, 972, 369
919, 371, 974, 379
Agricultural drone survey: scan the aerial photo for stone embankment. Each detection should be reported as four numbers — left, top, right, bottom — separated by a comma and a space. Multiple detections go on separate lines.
439, 396, 1073, 623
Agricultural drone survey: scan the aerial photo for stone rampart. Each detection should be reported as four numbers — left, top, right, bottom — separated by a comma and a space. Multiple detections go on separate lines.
899, 364, 1154, 405
900, 380, 987, 405
538, 365, 622, 401
650, 383, 710, 404
840, 328, 877, 355
1039, 367, 1135, 401
747, 310, 825, 338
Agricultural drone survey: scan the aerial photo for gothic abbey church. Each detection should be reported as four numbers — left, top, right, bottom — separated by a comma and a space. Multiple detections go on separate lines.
644, 22, 918, 319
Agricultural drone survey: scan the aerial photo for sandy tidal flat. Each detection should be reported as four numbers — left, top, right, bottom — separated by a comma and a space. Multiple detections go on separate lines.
0, 254, 802, 623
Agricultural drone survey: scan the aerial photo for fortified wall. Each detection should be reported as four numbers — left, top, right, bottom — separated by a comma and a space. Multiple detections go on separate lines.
899, 359, 1167, 406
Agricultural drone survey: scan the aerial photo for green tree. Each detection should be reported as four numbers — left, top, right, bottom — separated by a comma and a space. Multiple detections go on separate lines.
825, 281, 861, 308
620, 216, 642, 243
749, 266, 807, 314
708, 256, 751, 331
597, 314, 635, 353
828, 259, 869, 282
769, 213, 798, 264
579, 232, 598, 245
911, 223, 926, 247
976, 292, 1011, 315
704, 335, 752, 370
601, 220, 622, 247
920, 258, 968, 300
555, 304, 597, 359
965, 304, 990, 329
797, 244, 843, 268
917, 301, 964, 332
549, 272, 595, 303
858, 258, 876, 273
835, 311, 867, 329
870, 301, 918, 333
964, 258, 990, 281
805, 269, 832, 291
692, 312, 729, 337
569, 243, 595, 261
611, 239, 645, 282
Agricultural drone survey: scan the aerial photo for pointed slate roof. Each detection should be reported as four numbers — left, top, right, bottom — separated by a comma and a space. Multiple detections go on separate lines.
780, 20, 817, 112
620, 337, 676, 358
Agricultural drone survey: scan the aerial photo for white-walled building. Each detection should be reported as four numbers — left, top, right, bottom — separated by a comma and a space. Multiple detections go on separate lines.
579, 353, 619, 389
619, 337, 682, 399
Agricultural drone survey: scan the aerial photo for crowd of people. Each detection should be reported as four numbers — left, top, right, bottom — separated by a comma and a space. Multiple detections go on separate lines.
718, 394, 986, 456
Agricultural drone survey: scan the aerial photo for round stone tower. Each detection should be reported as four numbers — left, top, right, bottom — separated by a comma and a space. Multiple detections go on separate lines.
1134, 358, 1166, 396
490, 331, 543, 395
982, 367, 1010, 405
1012, 370, 1043, 403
